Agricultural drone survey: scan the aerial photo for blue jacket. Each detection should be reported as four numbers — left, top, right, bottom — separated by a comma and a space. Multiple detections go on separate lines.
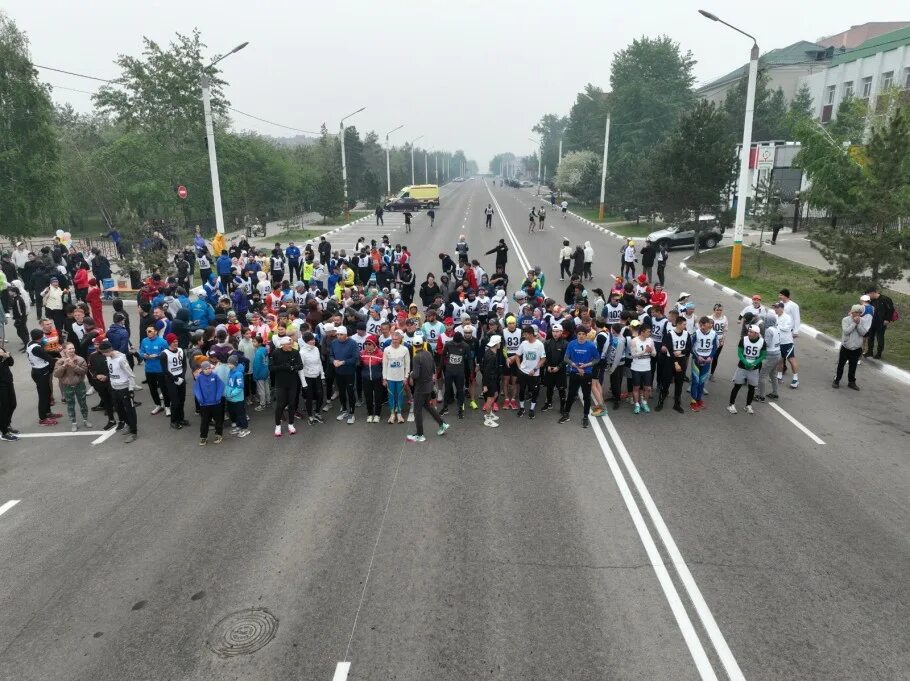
139, 336, 168, 373
285, 246, 300, 262
106, 323, 130, 353
251, 346, 270, 380
231, 288, 249, 315
216, 254, 233, 275
330, 338, 359, 376
190, 298, 214, 326
225, 365, 245, 402
193, 371, 225, 406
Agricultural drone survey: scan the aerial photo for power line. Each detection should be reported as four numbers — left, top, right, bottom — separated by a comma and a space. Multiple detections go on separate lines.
32, 63, 113, 83
48, 83, 95, 96
227, 107, 322, 135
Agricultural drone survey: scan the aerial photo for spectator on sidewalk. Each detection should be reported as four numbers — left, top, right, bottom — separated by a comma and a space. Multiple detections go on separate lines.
833, 305, 872, 391
864, 286, 895, 359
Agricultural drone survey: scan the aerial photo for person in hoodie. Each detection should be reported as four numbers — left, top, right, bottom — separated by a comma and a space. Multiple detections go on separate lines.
139, 325, 170, 415
215, 250, 233, 290
172, 308, 192, 348
193, 360, 225, 445
53, 342, 92, 432
359, 335, 385, 422
224, 355, 250, 437
330, 325, 359, 424
583, 241, 594, 281
270, 335, 302, 436
189, 292, 215, 328
251, 335, 271, 411
298, 332, 325, 424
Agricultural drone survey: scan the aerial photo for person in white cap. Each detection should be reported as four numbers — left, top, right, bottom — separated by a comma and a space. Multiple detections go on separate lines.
480, 334, 502, 427
727, 324, 766, 414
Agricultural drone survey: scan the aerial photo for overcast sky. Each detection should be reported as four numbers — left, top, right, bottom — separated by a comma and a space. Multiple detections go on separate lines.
6, 0, 904, 170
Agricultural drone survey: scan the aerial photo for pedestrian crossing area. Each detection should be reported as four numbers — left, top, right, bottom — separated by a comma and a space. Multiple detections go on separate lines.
328, 212, 415, 251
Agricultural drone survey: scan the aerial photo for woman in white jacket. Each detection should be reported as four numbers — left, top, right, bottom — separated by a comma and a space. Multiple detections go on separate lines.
298, 332, 325, 422
583, 241, 595, 281
382, 330, 411, 423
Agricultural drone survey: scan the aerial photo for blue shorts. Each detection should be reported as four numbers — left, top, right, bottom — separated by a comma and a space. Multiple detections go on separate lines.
779, 343, 795, 359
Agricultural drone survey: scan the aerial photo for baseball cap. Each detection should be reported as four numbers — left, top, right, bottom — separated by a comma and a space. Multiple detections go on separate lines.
552, 323, 563, 332
773, 301, 785, 308
487, 334, 501, 347
685, 302, 696, 310
392, 329, 404, 337
336, 326, 348, 335
860, 295, 870, 302
748, 324, 761, 334
462, 324, 474, 334
364, 334, 378, 345
165, 333, 178, 344
678, 292, 691, 300
323, 322, 336, 332
850, 304, 864, 313
630, 319, 641, 328
412, 332, 424, 343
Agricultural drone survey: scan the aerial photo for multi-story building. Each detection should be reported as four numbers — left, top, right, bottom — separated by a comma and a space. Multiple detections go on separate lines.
696, 41, 832, 106
801, 26, 910, 123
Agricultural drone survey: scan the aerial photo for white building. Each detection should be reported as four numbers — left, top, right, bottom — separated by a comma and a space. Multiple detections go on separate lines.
801, 26, 910, 124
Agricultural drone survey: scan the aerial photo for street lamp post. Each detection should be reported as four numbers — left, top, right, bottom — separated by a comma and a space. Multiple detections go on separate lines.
339, 106, 366, 217
200, 41, 248, 235
528, 137, 542, 196
435, 152, 438, 182
384, 124, 404, 199
598, 114, 611, 221
424, 150, 429, 184
700, 9, 758, 279
409, 135, 424, 185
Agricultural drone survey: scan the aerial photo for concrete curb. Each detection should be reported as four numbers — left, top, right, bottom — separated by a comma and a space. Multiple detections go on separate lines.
679, 256, 910, 387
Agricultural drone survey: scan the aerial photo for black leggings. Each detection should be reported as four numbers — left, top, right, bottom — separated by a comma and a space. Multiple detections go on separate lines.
711, 345, 724, 375
146, 372, 170, 407
444, 370, 465, 408
336, 373, 356, 413
199, 402, 224, 437
363, 376, 385, 416
32, 368, 51, 419
560, 260, 572, 279
274, 380, 298, 425
544, 369, 566, 408
729, 383, 755, 406
564, 373, 592, 416
517, 373, 541, 406
164, 374, 186, 425
302, 377, 324, 415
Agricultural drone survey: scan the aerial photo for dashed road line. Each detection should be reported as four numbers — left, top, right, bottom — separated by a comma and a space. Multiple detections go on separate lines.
0, 500, 21, 517
768, 402, 826, 445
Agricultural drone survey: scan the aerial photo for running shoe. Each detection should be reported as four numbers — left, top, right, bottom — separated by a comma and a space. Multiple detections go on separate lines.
696, 400, 706, 410
591, 405, 604, 417
516, 408, 524, 418
213, 435, 223, 444
274, 425, 282, 437
313, 413, 324, 423
558, 414, 570, 424
336, 410, 348, 421
39, 417, 58, 426
0, 433, 18, 441
767, 392, 780, 399
528, 410, 535, 420
48, 412, 63, 419
511, 399, 520, 410
124, 433, 137, 444
483, 417, 499, 428
690, 400, 700, 412
745, 405, 754, 414
346, 414, 355, 425
199, 438, 207, 446
437, 422, 450, 436
492, 402, 499, 412
238, 429, 251, 437
633, 403, 641, 414
407, 411, 414, 422
502, 400, 511, 410
641, 403, 650, 414
165, 407, 171, 417
104, 420, 116, 430
151, 406, 163, 415
541, 402, 552, 412
582, 416, 589, 428
469, 400, 478, 410
406, 434, 426, 443
726, 404, 737, 414
71, 423, 78, 432
672, 403, 684, 414
288, 424, 297, 435
790, 379, 799, 389
397, 413, 405, 423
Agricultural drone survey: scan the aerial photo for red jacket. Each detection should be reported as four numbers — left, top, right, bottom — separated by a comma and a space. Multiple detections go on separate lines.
73, 268, 89, 289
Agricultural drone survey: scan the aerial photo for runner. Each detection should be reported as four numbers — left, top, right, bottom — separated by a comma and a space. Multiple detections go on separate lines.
690, 316, 717, 412
559, 326, 599, 428
480, 334, 502, 428
560, 199, 568, 218
514, 326, 545, 418
484, 203, 494, 229
528, 206, 537, 234
727, 325, 766, 415
537, 205, 547, 231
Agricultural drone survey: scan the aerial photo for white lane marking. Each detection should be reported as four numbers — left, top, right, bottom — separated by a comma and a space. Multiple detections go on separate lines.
0, 500, 21, 517
588, 417, 719, 680
601, 415, 747, 681
332, 661, 350, 681
484, 183, 531, 272
16, 431, 106, 438
768, 402, 826, 445
91, 427, 118, 445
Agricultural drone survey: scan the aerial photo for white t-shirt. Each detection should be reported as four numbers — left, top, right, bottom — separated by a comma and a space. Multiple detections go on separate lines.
630, 337, 655, 371
517, 339, 545, 376
776, 312, 794, 344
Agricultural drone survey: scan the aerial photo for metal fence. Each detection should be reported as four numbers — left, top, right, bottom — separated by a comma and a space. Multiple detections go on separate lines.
0, 236, 118, 260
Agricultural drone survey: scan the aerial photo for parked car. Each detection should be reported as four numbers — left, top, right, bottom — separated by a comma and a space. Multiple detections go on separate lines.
384, 196, 422, 211
647, 216, 725, 250
519, 180, 534, 188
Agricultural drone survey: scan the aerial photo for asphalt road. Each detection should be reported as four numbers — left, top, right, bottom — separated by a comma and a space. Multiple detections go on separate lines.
1, 179, 907, 680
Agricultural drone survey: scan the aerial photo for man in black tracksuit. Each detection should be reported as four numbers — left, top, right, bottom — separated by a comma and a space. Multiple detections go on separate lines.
542, 324, 568, 413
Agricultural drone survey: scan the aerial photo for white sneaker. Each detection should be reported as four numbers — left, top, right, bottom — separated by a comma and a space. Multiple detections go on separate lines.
322, 403, 331, 412
86, 386, 95, 396
745, 405, 754, 414
790, 379, 799, 389
346, 414, 355, 425
484, 417, 499, 428
71, 423, 78, 432
230, 426, 240, 435
336, 411, 348, 421
165, 407, 171, 417
388, 413, 397, 424
407, 411, 414, 422
238, 429, 251, 438
150, 406, 163, 415
288, 424, 297, 435
726, 404, 738, 414
274, 425, 282, 437
83, 420, 92, 429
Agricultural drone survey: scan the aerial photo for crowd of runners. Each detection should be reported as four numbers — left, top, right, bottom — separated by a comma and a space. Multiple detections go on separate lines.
0, 201, 894, 444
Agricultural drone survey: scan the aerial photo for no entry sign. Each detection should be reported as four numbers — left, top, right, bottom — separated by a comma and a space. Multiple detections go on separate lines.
176, 185, 188, 200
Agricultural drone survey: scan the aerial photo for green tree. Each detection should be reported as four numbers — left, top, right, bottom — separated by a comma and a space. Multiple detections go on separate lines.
797, 109, 910, 290
721, 70, 788, 142
828, 97, 868, 143
784, 83, 814, 137
532, 113, 569, 184
650, 101, 737, 255
0, 12, 63, 235
555, 150, 600, 201
563, 85, 610, 156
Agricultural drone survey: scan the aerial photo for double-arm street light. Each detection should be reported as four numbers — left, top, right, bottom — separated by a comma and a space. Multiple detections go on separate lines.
201, 41, 248, 234
384, 124, 404, 198
700, 9, 759, 279
409, 135, 424, 185
340, 106, 366, 216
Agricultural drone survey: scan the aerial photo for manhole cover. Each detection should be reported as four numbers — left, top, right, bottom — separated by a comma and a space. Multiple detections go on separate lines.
206, 608, 278, 658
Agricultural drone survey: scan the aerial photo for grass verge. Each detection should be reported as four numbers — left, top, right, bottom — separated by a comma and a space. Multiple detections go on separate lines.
689, 246, 910, 371
571, 206, 623, 223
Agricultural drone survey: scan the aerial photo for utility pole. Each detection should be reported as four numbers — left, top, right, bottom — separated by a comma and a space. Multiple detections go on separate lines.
598, 114, 611, 221
384, 124, 404, 199
424, 150, 428, 184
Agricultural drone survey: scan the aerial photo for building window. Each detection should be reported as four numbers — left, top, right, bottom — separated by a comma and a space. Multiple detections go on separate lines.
881, 71, 894, 91
825, 85, 836, 104
861, 76, 873, 99
843, 81, 854, 99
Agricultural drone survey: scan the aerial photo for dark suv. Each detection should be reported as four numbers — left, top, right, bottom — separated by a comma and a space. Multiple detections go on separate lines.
647, 218, 725, 250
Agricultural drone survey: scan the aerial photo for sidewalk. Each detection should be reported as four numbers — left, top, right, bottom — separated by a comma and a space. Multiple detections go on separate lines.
745, 229, 910, 295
